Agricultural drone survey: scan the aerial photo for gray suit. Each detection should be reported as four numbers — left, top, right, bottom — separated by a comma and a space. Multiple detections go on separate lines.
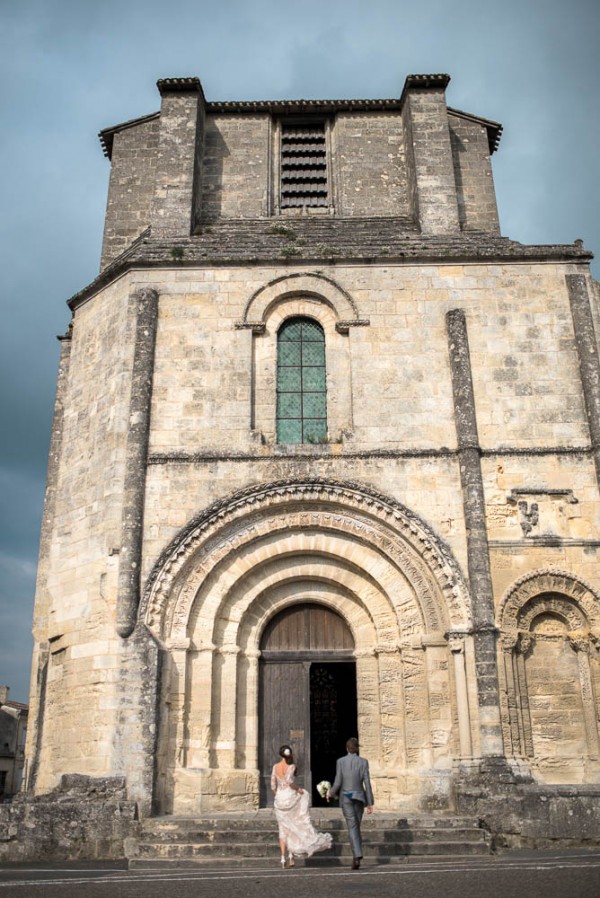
330, 752, 374, 860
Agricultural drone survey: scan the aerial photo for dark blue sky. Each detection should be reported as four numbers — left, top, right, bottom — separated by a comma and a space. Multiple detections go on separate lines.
1, 0, 599, 702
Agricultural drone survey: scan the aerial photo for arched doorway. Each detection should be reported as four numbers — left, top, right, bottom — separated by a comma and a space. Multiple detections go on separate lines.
259, 603, 357, 807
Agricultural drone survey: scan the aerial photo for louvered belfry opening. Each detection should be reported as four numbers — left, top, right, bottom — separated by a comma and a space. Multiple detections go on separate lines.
280, 120, 328, 208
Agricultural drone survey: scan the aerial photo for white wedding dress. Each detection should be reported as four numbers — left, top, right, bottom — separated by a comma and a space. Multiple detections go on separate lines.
271, 763, 333, 858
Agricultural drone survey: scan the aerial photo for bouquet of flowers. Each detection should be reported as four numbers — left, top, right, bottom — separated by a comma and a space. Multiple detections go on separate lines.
316, 780, 331, 800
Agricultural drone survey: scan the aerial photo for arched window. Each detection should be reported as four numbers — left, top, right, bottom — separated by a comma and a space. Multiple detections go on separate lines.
276, 317, 327, 444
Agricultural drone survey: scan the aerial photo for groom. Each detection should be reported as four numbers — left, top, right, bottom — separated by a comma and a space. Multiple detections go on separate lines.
327, 737, 374, 870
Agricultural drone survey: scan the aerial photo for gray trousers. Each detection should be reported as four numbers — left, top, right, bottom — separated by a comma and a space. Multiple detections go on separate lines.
340, 795, 365, 859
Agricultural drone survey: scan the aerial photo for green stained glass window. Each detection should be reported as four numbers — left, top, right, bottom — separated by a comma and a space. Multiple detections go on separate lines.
277, 317, 327, 444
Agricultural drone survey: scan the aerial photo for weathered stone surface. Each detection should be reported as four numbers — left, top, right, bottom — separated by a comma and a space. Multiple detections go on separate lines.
21, 72, 600, 861
456, 782, 600, 849
0, 776, 139, 861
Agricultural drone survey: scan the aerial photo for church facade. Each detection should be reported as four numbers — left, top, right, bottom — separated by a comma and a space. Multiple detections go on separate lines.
26, 74, 600, 824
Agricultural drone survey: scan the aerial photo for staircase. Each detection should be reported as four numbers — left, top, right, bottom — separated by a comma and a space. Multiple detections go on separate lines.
128, 810, 492, 869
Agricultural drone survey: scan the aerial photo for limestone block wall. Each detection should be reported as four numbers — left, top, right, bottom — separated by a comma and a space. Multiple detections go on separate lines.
27, 254, 600, 808
199, 114, 271, 221
98, 76, 502, 271
100, 119, 160, 270
27, 276, 145, 792
449, 113, 500, 233
145, 262, 591, 453
333, 113, 410, 217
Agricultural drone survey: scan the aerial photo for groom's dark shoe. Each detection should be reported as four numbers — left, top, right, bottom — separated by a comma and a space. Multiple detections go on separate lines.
351, 857, 361, 870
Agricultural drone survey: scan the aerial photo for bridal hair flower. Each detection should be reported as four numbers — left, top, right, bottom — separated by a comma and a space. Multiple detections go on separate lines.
283, 748, 292, 757
316, 780, 331, 799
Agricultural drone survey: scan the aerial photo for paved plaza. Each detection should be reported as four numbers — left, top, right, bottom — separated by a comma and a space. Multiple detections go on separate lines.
1, 851, 599, 898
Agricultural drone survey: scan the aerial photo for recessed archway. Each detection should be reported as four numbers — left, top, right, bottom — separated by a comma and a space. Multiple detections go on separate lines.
498, 569, 600, 784
141, 478, 473, 814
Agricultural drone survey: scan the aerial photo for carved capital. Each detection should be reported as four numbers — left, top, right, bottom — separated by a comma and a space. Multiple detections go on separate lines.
218, 645, 241, 656
447, 637, 464, 654
517, 632, 534, 656
567, 631, 591, 654
501, 632, 519, 652
166, 637, 192, 651
354, 647, 377, 659
374, 643, 400, 656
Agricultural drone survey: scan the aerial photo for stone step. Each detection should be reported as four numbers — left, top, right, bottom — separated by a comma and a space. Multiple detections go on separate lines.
142, 813, 485, 833
130, 841, 491, 870
137, 837, 489, 858
137, 826, 488, 846
130, 813, 492, 867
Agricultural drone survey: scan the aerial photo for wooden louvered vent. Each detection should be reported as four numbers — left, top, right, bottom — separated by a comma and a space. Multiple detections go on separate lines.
280, 122, 328, 208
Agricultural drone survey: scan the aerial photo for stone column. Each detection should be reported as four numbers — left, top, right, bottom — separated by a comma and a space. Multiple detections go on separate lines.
500, 636, 524, 757
168, 642, 191, 769
214, 645, 241, 768
150, 77, 206, 237
243, 650, 261, 769
375, 644, 406, 767
355, 648, 381, 759
569, 635, 600, 760
117, 288, 159, 638
566, 273, 600, 488
446, 308, 504, 758
448, 633, 473, 758
400, 74, 460, 235
188, 642, 216, 768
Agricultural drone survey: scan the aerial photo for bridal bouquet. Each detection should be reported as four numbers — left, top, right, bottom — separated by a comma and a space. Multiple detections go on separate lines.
316, 780, 331, 799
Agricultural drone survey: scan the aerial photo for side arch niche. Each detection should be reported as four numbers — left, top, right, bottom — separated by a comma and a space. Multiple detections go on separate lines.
498, 569, 600, 784
140, 478, 474, 814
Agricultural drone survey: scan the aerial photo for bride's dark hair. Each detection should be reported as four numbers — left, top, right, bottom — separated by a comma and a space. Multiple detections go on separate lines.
279, 744, 294, 764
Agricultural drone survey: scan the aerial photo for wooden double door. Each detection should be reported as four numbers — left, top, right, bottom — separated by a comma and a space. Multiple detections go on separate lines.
258, 604, 357, 807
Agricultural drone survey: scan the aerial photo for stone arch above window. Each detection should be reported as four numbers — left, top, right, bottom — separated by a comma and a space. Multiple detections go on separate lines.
237, 272, 369, 333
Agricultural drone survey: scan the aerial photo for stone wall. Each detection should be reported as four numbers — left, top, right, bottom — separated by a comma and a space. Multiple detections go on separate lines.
334, 113, 410, 217
199, 114, 270, 221
456, 780, 600, 849
0, 776, 139, 862
449, 113, 500, 233
27, 277, 136, 794
100, 119, 159, 269
98, 75, 501, 267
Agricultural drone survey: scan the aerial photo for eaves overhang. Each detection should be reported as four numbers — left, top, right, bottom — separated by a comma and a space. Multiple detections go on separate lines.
98, 74, 502, 159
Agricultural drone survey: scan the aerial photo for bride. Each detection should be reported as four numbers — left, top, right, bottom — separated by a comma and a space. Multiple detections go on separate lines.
271, 744, 332, 867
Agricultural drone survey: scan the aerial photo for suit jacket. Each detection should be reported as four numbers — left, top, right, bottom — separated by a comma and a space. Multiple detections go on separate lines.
330, 752, 374, 806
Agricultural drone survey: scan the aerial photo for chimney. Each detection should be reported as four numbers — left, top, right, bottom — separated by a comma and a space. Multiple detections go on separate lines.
0, 685, 9, 705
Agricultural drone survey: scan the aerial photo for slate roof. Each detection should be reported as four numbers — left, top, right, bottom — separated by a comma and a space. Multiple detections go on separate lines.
67, 218, 592, 311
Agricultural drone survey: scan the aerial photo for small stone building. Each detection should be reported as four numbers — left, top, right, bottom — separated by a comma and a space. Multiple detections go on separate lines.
27, 74, 600, 827
0, 687, 28, 799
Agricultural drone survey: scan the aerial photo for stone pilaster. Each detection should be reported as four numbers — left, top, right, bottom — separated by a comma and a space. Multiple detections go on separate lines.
401, 74, 460, 234
566, 273, 600, 488
117, 288, 159, 639
150, 77, 206, 237
446, 308, 503, 758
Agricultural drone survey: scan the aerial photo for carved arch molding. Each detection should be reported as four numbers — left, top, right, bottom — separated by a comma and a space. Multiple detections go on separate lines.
141, 478, 472, 643
498, 569, 600, 779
